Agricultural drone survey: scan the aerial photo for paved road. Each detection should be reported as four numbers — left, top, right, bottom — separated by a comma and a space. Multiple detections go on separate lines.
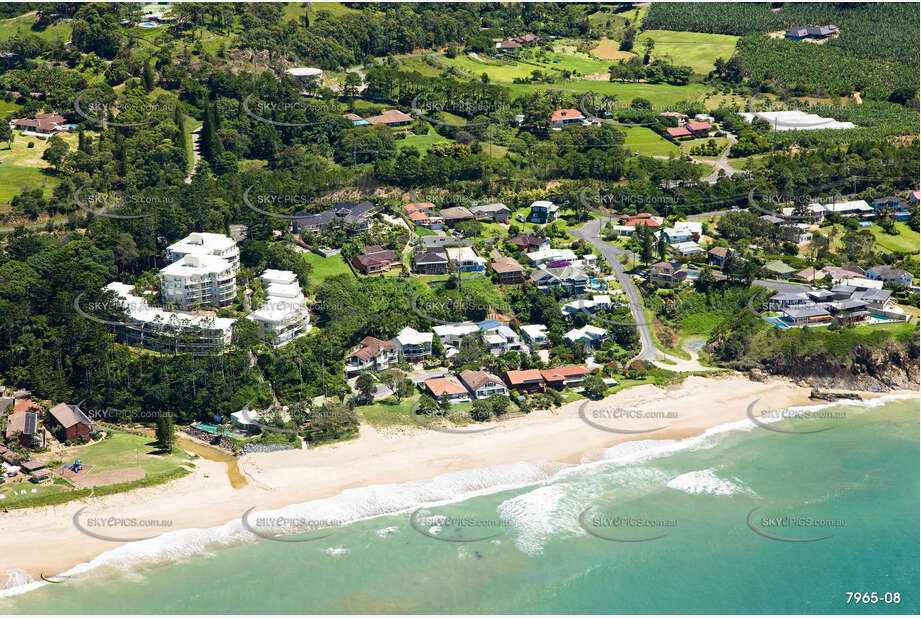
0, 218, 69, 233
572, 219, 656, 362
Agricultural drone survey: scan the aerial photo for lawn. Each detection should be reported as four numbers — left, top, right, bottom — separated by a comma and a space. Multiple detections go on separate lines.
0, 11, 72, 43
635, 30, 740, 75
870, 222, 919, 254
0, 133, 75, 210
68, 431, 188, 477
302, 251, 352, 287
680, 136, 730, 155
440, 53, 537, 82
358, 395, 420, 429
397, 127, 452, 152
396, 56, 446, 78
623, 126, 679, 157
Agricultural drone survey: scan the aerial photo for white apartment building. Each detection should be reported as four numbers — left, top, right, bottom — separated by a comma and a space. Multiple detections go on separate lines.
166, 232, 240, 272
104, 282, 234, 355
247, 270, 311, 346
160, 254, 237, 309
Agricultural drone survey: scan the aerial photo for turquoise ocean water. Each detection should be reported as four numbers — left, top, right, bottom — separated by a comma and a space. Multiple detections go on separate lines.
2, 397, 917, 614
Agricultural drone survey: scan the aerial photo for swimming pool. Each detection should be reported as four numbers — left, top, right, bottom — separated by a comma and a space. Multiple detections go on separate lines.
765, 316, 790, 328
138, 22, 159, 28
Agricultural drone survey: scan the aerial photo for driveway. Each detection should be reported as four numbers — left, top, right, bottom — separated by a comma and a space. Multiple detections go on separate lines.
571, 219, 657, 362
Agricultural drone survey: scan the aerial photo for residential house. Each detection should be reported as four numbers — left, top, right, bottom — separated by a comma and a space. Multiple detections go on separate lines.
685, 121, 711, 138
343, 113, 369, 126
537, 265, 591, 294
764, 260, 796, 279
394, 327, 433, 361
609, 224, 636, 237
866, 265, 912, 286
459, 370, 508, 400
422, 235, 471, 249
478, 320, 528, 355
872, 197, 910, 221
365, 109, 413, 127
525, 248, 578, 268
47, 402, 95, 442
433, 322, 480, 347
423, 375, 471, 404
540, 366, 590, 389
4, 411, 37, 448
825, 299, 870, 325
405, 202, 436, 215
294, 201, 375, 235
413, 249, 450, 275
507, 235, 549, 253
660, 111, 688, 125
470, 203, 510, 223
707, 247, 734, 267
503, 369, 546, 393
665, 126, 692, 141
659, 221, 702, 244
496, 39, 523, 52
527, 200, 558, 224
564, 325, 608, 349
840, 277, 883, 291
345, 336, 398, 377
515, 33, 539, 45
550, 109, 585, 128
439, 206, 475, 227
562, 295, 611, 317
769, 292, 809, 311
620, 213, 664, 228
807, 289, 836, 303
780, 224, 813, 244
491, 256, 527, 284
231, 408, 263, 433
781, 305, 832, 326
673, 241, 704, 257
352, 246, 399, 274
520, 324, 549, 348
778, 204, 827, 223
12, 112, 67, 135
852, 288, 895, 311
760, 214, 786, 226
648, 261, 687, 288
445, 246, 486, 272
813, 199, 874, 219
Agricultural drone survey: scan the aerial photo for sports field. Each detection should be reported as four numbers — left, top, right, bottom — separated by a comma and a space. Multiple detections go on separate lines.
635, 30, 740, 75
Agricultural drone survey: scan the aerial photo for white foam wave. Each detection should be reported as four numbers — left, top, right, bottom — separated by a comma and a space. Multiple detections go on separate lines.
375, 526, 399, 537
666, 469, 754, 496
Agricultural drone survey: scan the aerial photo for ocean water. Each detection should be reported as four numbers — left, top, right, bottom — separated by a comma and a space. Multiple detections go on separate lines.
2, 397, 918, 614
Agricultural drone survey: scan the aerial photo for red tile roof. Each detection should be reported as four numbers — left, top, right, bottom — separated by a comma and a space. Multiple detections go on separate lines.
504, 369, 544, 385
666, 126, 691, 138
685, 121, 711, 132
540, 366, 589, 382
366, 109, 413, 125
425, 375, 469, 396
551, 109, 584, 123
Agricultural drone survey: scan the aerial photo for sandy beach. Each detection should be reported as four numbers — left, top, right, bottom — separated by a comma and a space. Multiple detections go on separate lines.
0, 375, 869, 582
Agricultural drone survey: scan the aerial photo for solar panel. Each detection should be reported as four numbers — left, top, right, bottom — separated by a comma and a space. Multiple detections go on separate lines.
24, 412, 37, 435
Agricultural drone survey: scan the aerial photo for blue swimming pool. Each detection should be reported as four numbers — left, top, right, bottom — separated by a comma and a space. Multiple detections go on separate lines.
765, 316, 790, 328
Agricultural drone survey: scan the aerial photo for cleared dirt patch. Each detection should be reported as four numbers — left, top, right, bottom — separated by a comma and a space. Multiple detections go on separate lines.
65, 466, 146, 488
593, 38, 637, 61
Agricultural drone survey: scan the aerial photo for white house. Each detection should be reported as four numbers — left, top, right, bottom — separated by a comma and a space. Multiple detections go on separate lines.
562, 295, 612, 317
394, 327, 433, 361
433, 322, 480, 347
564, 325, 608, 349
673, 241, 704, 256
520, 324, 549, 347
247, 270, 311, 346
166, 232, 240, 273
659, 221, 702, 243
526, 248, 578, 267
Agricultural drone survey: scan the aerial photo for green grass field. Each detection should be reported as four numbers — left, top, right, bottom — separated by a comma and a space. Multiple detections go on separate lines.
870, 222, 920, 254
635, 30, 740, 75
440, 54, 537, 82
623, 126, 679, 157
358, 394, 420, 429
302, 251, 352, 287
0, 11, 72, 43
70, 431, 188, 476
0, 133, 75, 210
396, 56, 446, 78
398, 127, 452, 152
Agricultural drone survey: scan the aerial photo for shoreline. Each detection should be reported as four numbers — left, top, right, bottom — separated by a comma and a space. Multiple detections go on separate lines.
1, 375, 913, 592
